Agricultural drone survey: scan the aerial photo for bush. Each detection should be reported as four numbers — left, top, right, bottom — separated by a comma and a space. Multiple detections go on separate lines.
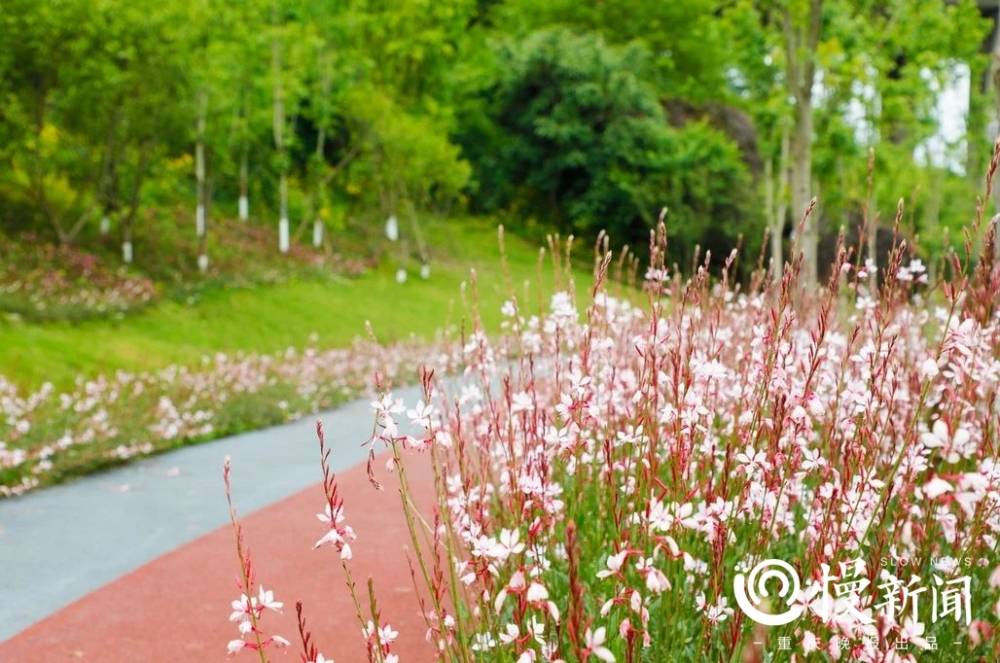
340, 86, 471, 214
460, 29, 758, 265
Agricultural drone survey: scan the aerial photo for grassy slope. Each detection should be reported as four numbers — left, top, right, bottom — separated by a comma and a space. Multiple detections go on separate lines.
0, 218, 590, 389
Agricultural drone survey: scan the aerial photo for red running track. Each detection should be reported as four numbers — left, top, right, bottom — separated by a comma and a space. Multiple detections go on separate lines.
0, 454, 438, 662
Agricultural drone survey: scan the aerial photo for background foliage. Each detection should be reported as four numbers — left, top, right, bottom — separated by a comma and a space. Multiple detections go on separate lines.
0, 0, 994, 272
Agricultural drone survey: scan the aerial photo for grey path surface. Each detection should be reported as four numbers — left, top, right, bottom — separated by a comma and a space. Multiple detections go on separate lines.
0, 385, 423, 642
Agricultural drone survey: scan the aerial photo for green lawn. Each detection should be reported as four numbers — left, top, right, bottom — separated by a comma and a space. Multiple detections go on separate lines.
0, 218, 591, 389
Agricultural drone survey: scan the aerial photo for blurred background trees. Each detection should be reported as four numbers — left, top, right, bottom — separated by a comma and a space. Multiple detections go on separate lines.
0, 0, 995, 278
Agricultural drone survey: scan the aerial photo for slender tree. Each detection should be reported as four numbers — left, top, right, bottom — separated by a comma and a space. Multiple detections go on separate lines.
781, 0, 823, 285
764, 125, 790, 276
271, 0, 289, 253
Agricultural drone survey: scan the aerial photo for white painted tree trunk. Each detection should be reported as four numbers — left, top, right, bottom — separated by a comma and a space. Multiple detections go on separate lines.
312, 219, 323, 247
278, 174, 289, 253
278, 172, 288, 252
272, 3, 288, 254
866, 182, 878, 291
100, 215, 111, 235
122, 241, 133, 264
764, 150, 775, 273
279, 216, 290, 253
195, 88, 207, 238
385, 215, 399, 241
198, 253, 209, 272
238, 148, 249, 221
311, 51, 331, 248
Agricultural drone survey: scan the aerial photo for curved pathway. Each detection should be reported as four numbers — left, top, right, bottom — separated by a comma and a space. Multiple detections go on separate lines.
0, 385, 438, 661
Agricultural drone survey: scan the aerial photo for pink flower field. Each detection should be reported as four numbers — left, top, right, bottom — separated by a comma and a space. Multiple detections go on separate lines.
0, 238, 157, 321
222, 223, 1000, 662
0, 337, 456, 496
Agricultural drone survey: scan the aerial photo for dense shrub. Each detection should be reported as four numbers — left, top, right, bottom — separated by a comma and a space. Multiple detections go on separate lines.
460, 29, 759, 265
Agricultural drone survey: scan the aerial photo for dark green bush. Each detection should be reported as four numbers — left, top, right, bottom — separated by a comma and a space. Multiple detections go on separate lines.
459, 28, 759, 265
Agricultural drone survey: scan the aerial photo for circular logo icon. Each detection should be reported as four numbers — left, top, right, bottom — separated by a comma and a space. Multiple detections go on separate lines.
733, 558, 804, 626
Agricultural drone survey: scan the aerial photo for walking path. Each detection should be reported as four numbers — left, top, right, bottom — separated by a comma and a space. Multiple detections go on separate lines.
0, 385, 437, 661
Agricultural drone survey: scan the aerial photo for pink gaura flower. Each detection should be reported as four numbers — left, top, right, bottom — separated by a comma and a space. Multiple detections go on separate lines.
596, 550, 629, 580
583, 626, 615, 662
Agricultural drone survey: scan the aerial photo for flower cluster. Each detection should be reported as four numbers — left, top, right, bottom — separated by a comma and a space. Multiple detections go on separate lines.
227, 586, 289, 655
223, 457, 290, 657
225, 419, 403, 662
221, 223, 999, 661
1, 338, 456, 497
313, 420, 357, 559
0, 238, 156, 320
340, 228, 998, 661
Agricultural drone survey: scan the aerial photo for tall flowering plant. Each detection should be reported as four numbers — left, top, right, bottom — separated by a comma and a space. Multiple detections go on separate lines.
223, 457, 290, 658
224, 208, 1000, 661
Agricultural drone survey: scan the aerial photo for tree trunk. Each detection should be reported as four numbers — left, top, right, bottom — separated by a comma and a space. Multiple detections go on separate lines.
311, 121, 327, 250
195, 86, 210, 271
991, 4, 1000, 261
764, 151, 774, 266
195, 87, 207, 239
776, 139, 789, 276
791, 95, 815, 284
865, 149, 878, 290
121, 146, 150, 265
272, 2, 289, 254
768, 128, 790, 277
30, 88, 59, 242
238, 145, 249, 222
310, 51, 331, 250
198, 173, 211, 272
925, 170, 942, 283
99, 106, 123, 236
278, 175, 289, 253
237, 86, 250, 222
122, 228, 133, 264
312, 219, 324, 247
782, 0, 822, 287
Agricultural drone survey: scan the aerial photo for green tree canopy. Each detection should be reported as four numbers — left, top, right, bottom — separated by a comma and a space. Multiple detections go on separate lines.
461, 29, 757, 261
